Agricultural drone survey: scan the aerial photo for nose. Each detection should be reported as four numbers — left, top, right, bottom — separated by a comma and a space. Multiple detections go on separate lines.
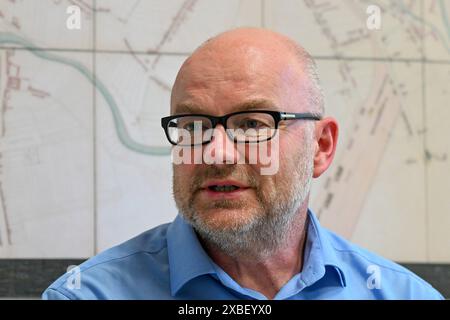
204, 124, 241, 165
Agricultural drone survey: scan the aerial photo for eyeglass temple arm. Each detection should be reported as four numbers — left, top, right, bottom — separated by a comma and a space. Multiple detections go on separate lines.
280, 112, 322, 121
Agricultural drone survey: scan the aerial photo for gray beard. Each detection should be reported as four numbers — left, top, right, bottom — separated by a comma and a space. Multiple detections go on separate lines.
175, 127, 315, 260
179, 159, 313, 260
192, 194, 308, 261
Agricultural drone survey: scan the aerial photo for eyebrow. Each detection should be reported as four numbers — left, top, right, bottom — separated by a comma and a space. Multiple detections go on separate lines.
173, 99, 278, 115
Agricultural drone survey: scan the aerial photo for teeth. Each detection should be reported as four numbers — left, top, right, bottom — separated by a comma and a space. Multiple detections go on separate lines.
210, 185, 239, 192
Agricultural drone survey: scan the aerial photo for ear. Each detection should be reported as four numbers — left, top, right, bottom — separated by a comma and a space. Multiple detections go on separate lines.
313, 117, 339, 178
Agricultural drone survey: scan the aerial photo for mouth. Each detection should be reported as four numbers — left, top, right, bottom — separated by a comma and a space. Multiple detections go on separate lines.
199, 180, 251, 198
207, 185, 241, 192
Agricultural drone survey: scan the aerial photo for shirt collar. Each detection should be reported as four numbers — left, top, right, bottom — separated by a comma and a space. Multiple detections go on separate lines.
166, 214, 217, 295
166, 209, 346, 297
303, 209, 347, 288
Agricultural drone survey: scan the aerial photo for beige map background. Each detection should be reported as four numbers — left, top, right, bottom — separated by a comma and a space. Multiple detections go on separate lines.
0, 0, 449, 262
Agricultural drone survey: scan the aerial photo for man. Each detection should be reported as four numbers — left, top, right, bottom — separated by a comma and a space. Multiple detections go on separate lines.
43, 28, 443, 300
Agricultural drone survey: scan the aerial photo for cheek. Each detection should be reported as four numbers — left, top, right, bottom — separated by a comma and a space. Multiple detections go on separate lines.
173, 164, 196, 186
280, 142, 304, 169
273, 137, 305, 180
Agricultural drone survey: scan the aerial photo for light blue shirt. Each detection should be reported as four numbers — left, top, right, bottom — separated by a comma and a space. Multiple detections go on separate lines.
42, 209, 443, 300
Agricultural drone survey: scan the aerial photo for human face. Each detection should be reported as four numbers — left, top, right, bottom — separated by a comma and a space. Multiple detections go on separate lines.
170, 37, 316, 254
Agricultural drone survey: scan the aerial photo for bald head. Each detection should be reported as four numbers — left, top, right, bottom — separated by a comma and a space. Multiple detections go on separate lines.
171, 27, 324, 115
170, 29, 339, 262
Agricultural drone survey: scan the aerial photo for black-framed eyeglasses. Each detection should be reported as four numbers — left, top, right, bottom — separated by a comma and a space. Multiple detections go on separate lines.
161, 110, 322, 146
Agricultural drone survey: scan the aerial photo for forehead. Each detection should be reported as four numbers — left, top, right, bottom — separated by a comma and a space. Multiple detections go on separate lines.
174, 98, 277, 115
171, 44, 307, 115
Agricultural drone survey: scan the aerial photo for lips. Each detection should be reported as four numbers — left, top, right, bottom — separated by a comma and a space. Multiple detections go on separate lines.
198, 180, 251, 198
208, 185, 240, 192
202, 180, 249, 191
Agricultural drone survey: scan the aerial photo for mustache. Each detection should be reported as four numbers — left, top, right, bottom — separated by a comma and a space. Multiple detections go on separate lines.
191, 165, 259, 191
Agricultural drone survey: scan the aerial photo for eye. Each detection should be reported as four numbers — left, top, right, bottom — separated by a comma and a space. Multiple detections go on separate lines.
181, 121, 210, 132
183, 122, 196, 131
239, 118, 270, 130
245, 119, 260, 129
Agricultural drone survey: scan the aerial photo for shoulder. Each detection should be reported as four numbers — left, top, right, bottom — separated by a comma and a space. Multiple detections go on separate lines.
322, 228, 444, 299
42, 222, 172, 300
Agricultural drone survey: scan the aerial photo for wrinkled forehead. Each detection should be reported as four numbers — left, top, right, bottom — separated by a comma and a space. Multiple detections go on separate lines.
170, 42, 306, 115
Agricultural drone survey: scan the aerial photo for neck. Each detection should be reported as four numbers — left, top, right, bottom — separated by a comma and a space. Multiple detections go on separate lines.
201, 205, 309, 299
